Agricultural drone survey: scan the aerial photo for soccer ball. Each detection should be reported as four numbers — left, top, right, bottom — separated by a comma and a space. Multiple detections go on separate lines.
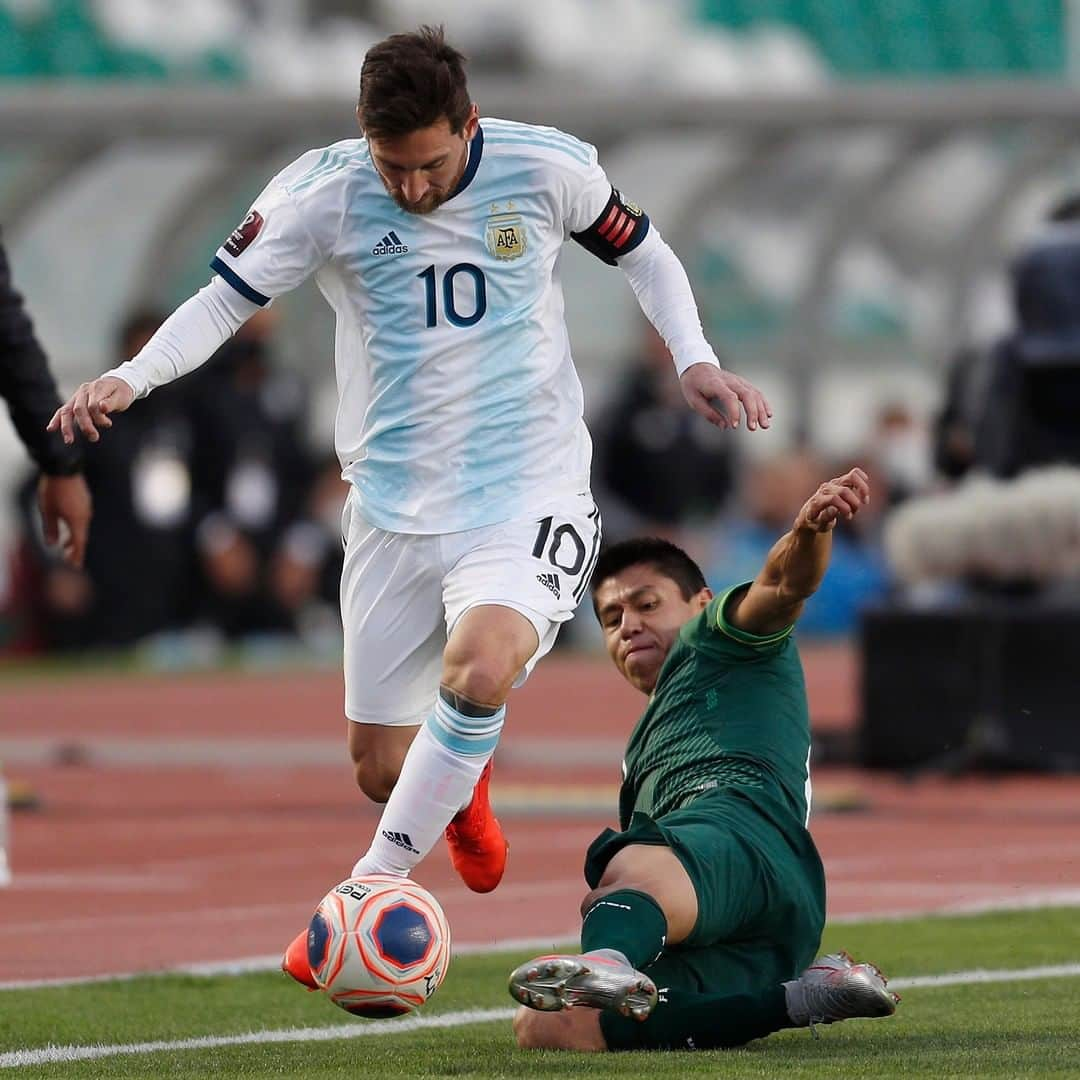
307, 875, 451, 1018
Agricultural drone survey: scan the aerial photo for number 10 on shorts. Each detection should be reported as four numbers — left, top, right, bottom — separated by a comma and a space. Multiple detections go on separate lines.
532, 515, 586, 575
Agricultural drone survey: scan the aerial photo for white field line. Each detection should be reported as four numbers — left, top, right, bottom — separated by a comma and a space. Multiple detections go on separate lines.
0, 1008, 517, 1070
4, 963, 1080, 1070
889, 963, 1080, 990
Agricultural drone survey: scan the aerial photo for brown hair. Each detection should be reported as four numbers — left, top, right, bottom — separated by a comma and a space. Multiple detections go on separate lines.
357, 25, 471, 139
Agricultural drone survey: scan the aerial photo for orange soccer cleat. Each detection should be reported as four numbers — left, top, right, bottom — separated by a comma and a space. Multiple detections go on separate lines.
281, 927, 320, 991
444, 758, 509, 893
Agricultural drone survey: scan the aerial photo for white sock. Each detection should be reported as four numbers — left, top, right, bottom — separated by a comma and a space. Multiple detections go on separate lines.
351, 693, 505, 878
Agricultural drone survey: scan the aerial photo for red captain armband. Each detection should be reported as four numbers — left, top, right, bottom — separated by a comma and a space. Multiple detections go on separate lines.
571, 187, 651, 266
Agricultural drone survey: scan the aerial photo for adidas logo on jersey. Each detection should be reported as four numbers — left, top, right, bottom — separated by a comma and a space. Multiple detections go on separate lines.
536, 572, 561, 599
381, 829, 420, 854
372, 231, 408, 256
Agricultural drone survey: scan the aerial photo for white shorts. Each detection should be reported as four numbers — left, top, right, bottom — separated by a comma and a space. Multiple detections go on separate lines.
340, 490, 601, 726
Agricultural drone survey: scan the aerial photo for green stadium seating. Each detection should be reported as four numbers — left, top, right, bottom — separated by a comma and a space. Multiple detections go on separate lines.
801, 0, 886, 75
0, 9, 36, 78
697, 0, 1065, 77
0, 0, 245, 82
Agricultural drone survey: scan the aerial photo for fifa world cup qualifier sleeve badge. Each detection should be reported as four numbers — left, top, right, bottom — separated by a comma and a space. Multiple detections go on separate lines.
224, 210, 264, 257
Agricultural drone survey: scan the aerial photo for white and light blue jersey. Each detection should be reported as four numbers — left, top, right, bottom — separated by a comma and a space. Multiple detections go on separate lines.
211, 118, 636, 535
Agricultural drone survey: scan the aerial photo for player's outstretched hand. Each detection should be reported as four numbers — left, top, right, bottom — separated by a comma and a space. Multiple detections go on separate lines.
795, 468, 871, 533
679, 363, 772, 432
37, 473, 92, 568
47, 376, 135, 445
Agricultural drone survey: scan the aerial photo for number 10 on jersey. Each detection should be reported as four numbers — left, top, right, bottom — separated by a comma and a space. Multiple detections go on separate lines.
418, 264, 487, 328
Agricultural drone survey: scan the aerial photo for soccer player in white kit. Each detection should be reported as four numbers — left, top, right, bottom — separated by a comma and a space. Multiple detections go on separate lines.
49, 26, 771, 984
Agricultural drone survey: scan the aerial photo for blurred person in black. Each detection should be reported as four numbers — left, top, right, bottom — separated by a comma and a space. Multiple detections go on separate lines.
23, 303, 333, 650
0, 234, 91, 570
0, 233, 92, 885
185, 307, 323, 639
15, 308, 198, 650
593, 323, 736, 545
934, 194, 1080, 481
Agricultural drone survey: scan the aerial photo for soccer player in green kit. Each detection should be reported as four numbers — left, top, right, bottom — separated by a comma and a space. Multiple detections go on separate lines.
509, 466, 899, 1052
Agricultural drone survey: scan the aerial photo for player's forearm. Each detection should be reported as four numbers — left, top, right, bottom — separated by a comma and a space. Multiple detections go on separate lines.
0, 245, 83, 473
0, 337, 83, 474
104, 276, 261, 398
618, 229, 720, 376
759, 525, 832, 609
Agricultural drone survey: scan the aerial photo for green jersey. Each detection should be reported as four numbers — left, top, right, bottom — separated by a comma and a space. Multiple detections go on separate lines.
618, 582, 813, 831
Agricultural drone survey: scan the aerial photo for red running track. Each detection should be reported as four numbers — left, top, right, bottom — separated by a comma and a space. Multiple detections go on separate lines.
1, 655, 1078, 983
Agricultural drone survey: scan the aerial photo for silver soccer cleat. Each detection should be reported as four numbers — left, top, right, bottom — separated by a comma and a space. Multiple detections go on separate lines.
786, 951, 900, 1028
508, 949, 659, 1020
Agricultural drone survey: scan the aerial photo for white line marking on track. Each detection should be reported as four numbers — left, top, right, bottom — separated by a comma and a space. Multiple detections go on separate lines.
825, 841, 1080, 873
829, 889, 1080, 923
4, 872, 190, 892
0, 933, 581, 991
0, 879, 579, 940
3, 963, 1080, 1069
6, 889, 1080, 990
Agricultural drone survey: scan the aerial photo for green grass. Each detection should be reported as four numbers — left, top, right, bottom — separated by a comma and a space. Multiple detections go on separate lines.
2, 908, 1079, 1078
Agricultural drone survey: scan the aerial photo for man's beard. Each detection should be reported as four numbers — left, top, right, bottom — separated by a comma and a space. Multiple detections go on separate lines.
388, 188, 447, 215
379, 142, 470, 215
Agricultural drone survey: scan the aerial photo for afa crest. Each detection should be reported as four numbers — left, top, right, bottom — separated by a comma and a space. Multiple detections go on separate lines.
486, 213, 527, 261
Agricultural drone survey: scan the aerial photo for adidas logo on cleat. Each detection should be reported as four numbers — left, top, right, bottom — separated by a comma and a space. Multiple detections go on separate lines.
381, 829, 420, 854
536, 572, 561, 599
372, 231, 409, 256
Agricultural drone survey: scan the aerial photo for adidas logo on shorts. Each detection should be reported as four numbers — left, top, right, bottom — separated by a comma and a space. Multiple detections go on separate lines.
381, 830, 420, 854
536, 572, 561, 599
372, 231, 409, 256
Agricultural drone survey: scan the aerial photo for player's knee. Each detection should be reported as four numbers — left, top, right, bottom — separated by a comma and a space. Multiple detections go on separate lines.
581, 888, 600, 917
440, 658, 511, 709
580, 882, 650, 917
513, 1006, 607, 1052
513, 1007, 543, 1048
351, 758, 398, 804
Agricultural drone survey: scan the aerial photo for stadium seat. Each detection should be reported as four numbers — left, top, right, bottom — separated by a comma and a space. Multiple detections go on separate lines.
0, 10, 37, 78
697, 0, 1065, 77
802, 0, 884, 76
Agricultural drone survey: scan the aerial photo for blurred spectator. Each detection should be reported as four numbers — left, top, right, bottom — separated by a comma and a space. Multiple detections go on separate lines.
0, 234, 92, 657
706, 448, 890, 636
932, 343, 996, 481
15, 300, 345, 653
0, 235, 91, 571
185, 308, 325, 639
15, 308, 198, 650
0, 233, 93, 886
273, 453, 350, 651
302, 452, 350, 606
933, 195, 1080, 482
863, 401, 932, 509
592, 324, 736, 545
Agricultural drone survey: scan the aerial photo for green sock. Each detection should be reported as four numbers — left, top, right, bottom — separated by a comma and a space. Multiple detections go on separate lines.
600, 984, 792, 1051
579, 889, 668, 970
